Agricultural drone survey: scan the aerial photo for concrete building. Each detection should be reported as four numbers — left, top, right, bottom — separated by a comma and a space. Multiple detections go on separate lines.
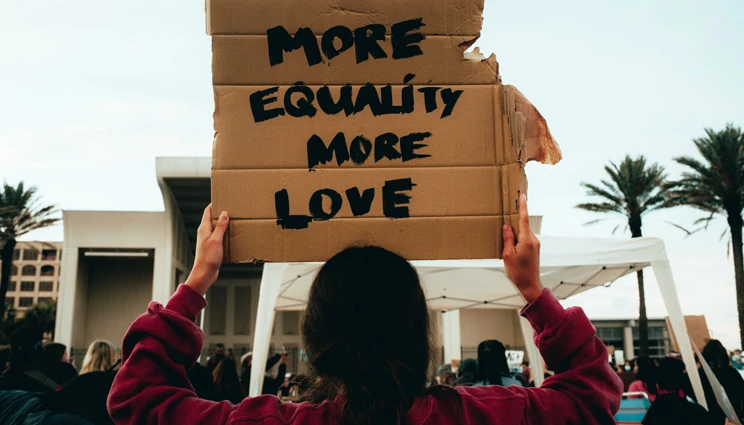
0, 241, 62, 317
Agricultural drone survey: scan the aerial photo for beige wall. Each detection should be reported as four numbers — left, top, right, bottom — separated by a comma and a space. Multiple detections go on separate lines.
459, 309, 525, 348
83, 256, 154, 348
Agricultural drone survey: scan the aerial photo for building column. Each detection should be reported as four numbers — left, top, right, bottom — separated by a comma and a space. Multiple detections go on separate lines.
442, 310, 461, 365
55, 247, 78, 349
151, 247, 172, 304
624, 323, 635, 360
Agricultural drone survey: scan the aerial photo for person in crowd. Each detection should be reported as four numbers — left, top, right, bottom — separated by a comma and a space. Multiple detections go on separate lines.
206, 344, 226, 373
0, 327, 62, 393
520, 361, 533, 387
187, 362, 216, 400
440, 371, 457, 386
107, 198, 623, 425
693, 339, 744, 424
45, 368, 118, 425
628, 356, 658, 402
732, 349, 743, 371
226, 348, 235, 362
40, 342, 78, 386
239, 351, 287, 396
642, 357, 713, 425
474, 340, 525, 387
455, 358, 478, 386
212, 358, 246, 404
277, 373, 295, 399
0, 345, 10, 376
80, 340, 119, 375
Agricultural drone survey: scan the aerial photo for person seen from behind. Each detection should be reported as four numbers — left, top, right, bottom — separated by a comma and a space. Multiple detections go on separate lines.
212, 358, 246, 404
107, 196, 623, 424
629, 356, 658, 402
455, 358, 478, 386
474, 340, 526, 387
80, 340, 119, 375
694, 339, 744, 424
520, 361, 533, 387
642, 357, 713, 425
207, 344, 226, 373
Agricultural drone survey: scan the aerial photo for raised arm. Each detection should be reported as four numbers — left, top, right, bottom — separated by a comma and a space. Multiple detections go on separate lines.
107, 206, 236, 425
458, 195, 623, 425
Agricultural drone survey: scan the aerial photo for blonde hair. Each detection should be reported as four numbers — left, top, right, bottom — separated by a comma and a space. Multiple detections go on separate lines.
80, 340, 118, 374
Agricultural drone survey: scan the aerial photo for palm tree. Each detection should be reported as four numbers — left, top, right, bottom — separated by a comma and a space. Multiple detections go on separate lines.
0, 182, 60, 324
667, 124, 744, 349
577, 155, 674, 357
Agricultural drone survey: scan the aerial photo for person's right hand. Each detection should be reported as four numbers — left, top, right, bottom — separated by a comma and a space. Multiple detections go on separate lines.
502, 194, 544, 303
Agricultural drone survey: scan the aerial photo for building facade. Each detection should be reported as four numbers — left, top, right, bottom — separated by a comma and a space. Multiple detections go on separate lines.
592, 318, 677, 360
1, 241, 62, 317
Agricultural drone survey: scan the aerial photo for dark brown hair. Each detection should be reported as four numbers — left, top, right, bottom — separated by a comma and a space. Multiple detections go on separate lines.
302, 246, 432, 425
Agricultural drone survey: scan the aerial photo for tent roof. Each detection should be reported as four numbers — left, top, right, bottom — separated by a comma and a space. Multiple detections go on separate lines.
273, 236, 667, 312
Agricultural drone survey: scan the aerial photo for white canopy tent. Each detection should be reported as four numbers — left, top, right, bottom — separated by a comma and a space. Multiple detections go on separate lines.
247, 236, 707, 409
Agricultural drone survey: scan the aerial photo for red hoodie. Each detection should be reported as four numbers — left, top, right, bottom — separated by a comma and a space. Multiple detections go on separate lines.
108, 285, 622, 425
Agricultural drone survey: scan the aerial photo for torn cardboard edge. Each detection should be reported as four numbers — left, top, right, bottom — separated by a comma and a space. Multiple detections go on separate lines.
206, 0, 485, 36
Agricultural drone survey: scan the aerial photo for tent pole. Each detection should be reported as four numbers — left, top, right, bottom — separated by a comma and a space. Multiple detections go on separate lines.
249, 263, 288, 397
442, 309, 461, 366
650, 259, 707, 409
519, 316, 545, 387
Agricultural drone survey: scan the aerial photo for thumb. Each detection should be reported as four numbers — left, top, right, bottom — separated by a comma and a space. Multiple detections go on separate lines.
502, 224, 515, 258
211, 211, 229, 243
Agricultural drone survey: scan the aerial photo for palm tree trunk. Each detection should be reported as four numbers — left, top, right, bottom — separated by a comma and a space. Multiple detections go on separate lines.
0, 239, 17, 325
729, 215, 744, 350
630, 216, 649, 357
636, 270, 650, 357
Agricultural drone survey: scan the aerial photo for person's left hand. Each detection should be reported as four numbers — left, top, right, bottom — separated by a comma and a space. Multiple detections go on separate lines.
185, 204, 229, 296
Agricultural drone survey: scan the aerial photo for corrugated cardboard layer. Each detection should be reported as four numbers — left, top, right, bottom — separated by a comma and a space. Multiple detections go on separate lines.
213, 84, 514, 170
212, 164, 523, 219
212, 36, 497, 86
207, 0, 485, 36
224, 215, 519, 263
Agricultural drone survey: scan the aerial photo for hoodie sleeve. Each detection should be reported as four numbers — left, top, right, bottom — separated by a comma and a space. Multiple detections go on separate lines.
107, 285, 237, 425
457, 288, 623, 425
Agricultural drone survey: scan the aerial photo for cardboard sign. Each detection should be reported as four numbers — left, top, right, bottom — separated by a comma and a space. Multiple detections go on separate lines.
208, 0, 561, 263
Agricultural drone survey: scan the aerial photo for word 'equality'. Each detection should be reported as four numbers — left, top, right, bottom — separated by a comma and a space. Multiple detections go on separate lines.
250, 75, 464, 123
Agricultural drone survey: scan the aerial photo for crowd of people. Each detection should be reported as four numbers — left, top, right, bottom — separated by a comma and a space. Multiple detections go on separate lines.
609, 339, 744, 424
0, 329, 121, 425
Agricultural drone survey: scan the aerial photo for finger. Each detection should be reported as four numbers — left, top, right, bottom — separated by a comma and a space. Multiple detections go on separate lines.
199, 204, 214, 235
502, 224, 515, 257
210, 211, 230, 243
518, 194, 533, 237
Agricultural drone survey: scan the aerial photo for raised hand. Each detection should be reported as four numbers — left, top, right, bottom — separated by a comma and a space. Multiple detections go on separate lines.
502, 194, 545, 303
185, 204, 229, 296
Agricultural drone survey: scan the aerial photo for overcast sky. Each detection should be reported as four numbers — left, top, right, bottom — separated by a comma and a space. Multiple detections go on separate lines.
2, 1, 743, 349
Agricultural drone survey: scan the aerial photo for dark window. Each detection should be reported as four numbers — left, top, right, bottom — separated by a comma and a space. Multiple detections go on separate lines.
12, 249, 20, 260
21, 265, 36, 276
8, 281, 16, 292
41, 250, 57, 261
20, 281, 35, 292
18, 297, 33, 308
5, 297, 14, 308
10, 265, 17, 276
22, 250, 38, 261
39, 281, 54, 292
38, 297, 54, 305
40, 265, 54, 276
